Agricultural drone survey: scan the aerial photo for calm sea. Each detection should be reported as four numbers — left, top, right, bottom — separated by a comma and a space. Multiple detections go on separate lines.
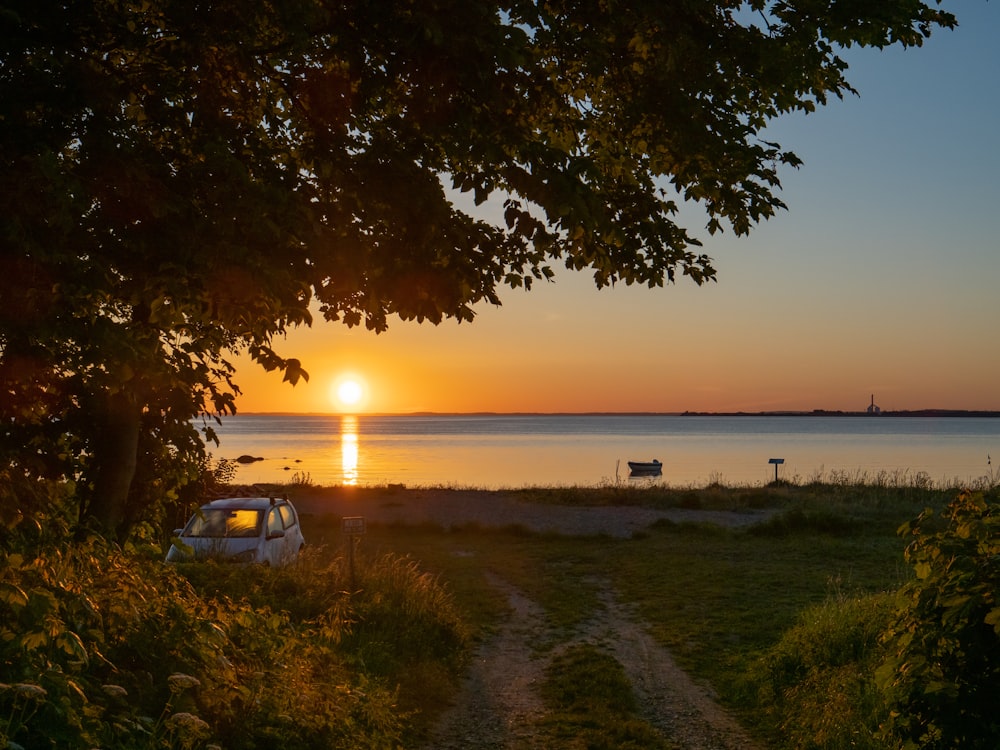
202, 414, 1000, 489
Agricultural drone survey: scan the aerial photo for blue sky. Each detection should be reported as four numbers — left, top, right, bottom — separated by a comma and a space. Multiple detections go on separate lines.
236, 2, 1000, 414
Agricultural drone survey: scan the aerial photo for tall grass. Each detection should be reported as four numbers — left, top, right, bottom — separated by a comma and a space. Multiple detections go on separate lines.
741, 592, 896, 749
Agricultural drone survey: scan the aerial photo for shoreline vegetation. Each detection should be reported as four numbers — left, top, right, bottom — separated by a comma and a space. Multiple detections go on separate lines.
3, 479, 997, 748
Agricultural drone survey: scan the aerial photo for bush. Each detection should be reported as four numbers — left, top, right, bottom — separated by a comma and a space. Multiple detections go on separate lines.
0, 539, 235, 748
0, 539, 469, 748
877, 490, 1000, 749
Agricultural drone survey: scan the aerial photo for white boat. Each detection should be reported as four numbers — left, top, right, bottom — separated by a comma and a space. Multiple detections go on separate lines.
628, 459, 662, 475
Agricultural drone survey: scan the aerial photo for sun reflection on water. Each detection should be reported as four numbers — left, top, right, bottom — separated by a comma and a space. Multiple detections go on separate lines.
340, 415, 359, 485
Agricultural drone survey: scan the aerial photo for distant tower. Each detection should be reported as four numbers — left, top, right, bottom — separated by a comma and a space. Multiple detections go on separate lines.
867, 394, 881, 415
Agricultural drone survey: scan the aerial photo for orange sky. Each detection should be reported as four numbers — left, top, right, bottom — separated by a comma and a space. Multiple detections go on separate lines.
231, 2, 1000, 415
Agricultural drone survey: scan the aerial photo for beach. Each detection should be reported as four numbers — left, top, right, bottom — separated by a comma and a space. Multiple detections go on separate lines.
290, 486, 774, 537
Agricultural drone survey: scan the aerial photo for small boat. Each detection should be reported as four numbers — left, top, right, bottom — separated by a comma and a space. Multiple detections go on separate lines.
628, 459, 662, 475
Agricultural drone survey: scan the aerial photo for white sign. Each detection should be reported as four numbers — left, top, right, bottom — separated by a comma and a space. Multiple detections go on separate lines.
342, 516, 366, 535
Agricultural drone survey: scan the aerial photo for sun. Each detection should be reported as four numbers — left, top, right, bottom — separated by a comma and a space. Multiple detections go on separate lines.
338, 380, 362, 405
331, 377, 365, 411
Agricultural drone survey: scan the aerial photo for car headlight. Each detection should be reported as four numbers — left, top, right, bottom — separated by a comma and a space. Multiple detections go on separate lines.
230, 549, 257, 564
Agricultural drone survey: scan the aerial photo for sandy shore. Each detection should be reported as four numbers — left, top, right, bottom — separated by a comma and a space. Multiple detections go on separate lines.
291, 487, 772, 537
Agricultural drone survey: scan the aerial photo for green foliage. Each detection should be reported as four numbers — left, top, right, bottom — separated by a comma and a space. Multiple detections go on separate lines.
0, 539, 228, 748
541, 644, 672, 749
0, 468, 78, 551
0, 539, 468, 748
877, 490, 1000, 749
745, 592, 895, 749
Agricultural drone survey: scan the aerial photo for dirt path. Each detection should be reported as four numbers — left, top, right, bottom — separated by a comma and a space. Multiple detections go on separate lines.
295, 488, 767, 748
420, 573, 761, 750
580, 586, 761, 750
418, 574, 551, 749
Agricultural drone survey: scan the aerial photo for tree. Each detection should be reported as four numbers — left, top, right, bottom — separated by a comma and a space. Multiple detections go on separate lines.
0, 0, 956, 539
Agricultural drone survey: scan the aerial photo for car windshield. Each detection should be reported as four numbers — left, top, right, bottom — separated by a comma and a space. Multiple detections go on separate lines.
185, 508, 262, 538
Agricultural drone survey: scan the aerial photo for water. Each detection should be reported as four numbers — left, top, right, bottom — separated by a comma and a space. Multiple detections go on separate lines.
201, 414, 1000, 489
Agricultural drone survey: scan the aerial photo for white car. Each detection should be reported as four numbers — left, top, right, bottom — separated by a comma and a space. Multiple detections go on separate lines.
166, 497, 305, 566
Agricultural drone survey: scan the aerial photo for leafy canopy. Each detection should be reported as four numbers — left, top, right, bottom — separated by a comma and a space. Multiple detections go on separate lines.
0, 0, 956, 535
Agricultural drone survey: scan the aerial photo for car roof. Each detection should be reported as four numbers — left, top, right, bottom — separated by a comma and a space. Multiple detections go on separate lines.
201, 497, 292, 511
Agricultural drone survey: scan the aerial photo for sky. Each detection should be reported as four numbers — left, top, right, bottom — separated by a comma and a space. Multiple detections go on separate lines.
233, 2, 1000, 415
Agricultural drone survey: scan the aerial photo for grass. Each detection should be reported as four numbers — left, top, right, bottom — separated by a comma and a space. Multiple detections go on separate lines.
540, 644, 675, 749
742, 591, 896, 749
300, 480, 951, 748
610, 519, 909, 672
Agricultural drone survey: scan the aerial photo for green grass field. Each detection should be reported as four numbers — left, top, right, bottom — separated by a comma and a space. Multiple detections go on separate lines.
302, 481, 956, 747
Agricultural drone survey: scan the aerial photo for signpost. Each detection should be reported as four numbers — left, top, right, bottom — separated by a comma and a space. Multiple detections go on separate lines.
768, 458, 785, 483
342, 516, 366, 535
342, 516, 366, 589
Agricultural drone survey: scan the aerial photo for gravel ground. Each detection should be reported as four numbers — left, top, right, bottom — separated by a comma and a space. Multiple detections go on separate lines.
292, 487, 773, 536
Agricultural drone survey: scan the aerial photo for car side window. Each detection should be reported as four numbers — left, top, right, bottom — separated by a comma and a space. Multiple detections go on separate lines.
278, 504, 297, 529
266, 508, 283, 536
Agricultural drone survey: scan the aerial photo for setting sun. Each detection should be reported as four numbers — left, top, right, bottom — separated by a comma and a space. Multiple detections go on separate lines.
332, 377, 365, 411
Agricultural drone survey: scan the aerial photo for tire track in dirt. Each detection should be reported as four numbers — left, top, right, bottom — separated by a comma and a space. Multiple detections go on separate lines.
420, 573, 761, 750
418, 572, 551, 749
575, 585, 762, 750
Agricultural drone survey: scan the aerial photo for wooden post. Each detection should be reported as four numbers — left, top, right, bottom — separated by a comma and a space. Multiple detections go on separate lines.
342, 516, 366, 590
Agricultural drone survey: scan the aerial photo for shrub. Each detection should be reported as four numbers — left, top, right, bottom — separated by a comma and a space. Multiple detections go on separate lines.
1, 538, 469, 748
876, 490, 1000, 749
0, 539, 231, 748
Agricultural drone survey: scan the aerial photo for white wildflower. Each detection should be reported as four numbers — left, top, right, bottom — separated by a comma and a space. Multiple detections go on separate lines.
12, 683, 47, 699
166, 673, 201, 692
101, 684, 129, 699
165, 711, 211, 740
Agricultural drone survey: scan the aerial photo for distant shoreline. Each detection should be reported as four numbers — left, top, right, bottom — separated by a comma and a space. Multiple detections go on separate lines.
235, 410, 1000, 418
681, 410, 1000, 418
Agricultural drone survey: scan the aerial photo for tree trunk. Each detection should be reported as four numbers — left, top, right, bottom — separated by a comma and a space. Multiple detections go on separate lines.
83, 388, 141, 542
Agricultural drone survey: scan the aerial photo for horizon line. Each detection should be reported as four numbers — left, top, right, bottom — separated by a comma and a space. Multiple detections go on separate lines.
228, 408, 1000, 418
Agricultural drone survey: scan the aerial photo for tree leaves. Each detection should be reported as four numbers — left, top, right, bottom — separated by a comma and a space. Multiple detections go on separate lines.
0, 0, 958, 537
